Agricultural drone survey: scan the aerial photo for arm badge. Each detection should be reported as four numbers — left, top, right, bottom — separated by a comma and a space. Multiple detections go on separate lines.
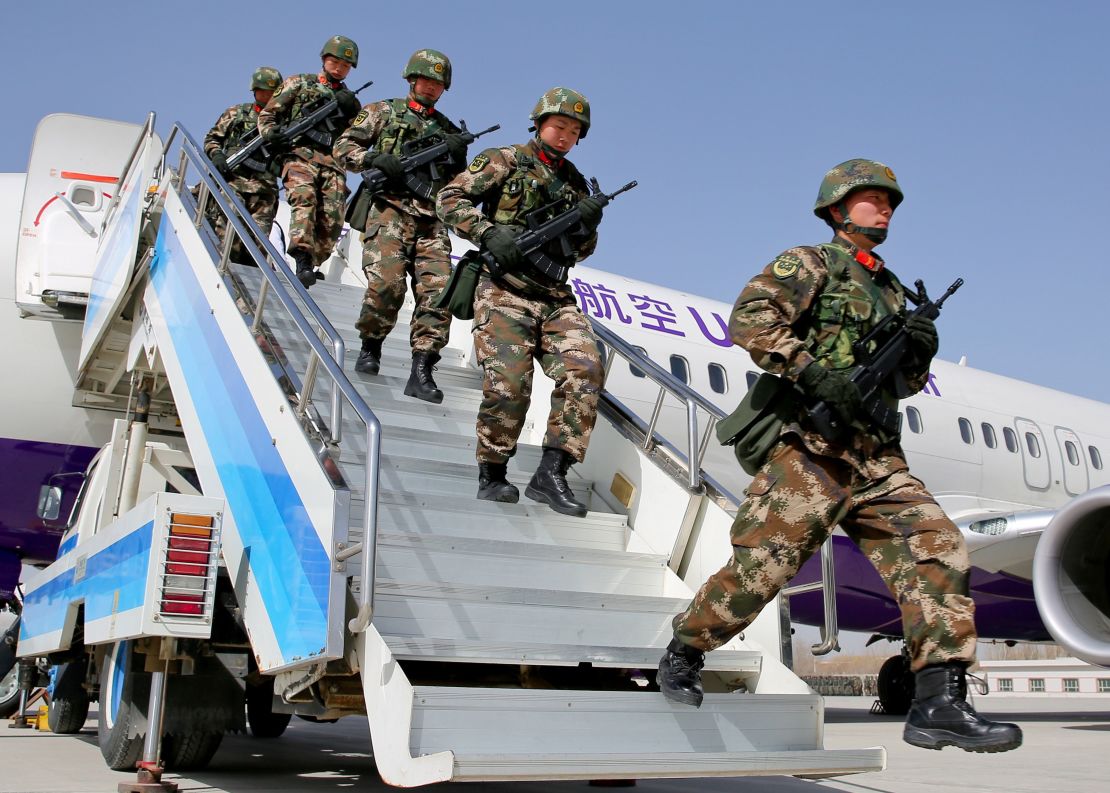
468, 154, 490, 173
771, 253, 801, 280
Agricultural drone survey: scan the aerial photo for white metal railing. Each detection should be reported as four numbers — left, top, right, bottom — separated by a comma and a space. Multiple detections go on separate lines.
162, 124, 384, 631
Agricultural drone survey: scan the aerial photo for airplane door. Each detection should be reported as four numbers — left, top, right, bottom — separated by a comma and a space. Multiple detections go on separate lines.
1054, 426, 1089, 496
1013, 418, 1051, 490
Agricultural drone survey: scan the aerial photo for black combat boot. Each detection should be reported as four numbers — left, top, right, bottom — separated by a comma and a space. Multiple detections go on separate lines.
477, 462, 519, 503
525, 447, 588, 517
354, 337, 383, 375
292, 250, 321, 289
404, 351, 444, 404
656, 637, 705, 707
903, 663, 1022, 752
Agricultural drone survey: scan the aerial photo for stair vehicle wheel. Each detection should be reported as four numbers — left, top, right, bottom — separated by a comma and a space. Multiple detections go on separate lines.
48, 659, 90, 733
877, 654, 914, 716
162, 730, 224, 771
0, 665, 18, 719
246, 676, 291, 738
97, 641, 149, 771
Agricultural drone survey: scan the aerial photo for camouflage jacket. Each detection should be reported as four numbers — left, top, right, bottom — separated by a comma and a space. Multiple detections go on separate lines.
257, 72, 349, 173
203, 103, 278, 195
731, 236, 930, 477
333, 98, 462, 218
437, 139, 597, 256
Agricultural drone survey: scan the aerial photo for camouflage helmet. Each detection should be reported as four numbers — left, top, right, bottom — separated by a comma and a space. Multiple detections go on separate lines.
813, 158, 903, 221
250, 66, 282, 92
320, 35, 359, 67
403, 49, 452, 90
529, 87, 591, 139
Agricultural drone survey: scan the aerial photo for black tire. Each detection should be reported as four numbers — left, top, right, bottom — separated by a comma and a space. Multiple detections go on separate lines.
162, 730, 223, 771
97, 641, 149, 771
877, 654, 914, 716
48, 659, 90, 734
0, 665, 19, 719
247, 677, 291, 738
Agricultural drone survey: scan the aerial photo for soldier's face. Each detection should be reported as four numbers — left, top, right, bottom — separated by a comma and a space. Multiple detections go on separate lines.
323, 56, 352, 81
538, 115, 582, 153
838, 189, 893, 229
411, 77, 445, 104
253, 89, 275, 106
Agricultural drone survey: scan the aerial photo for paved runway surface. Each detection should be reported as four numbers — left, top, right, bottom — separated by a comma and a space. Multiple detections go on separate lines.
3, 696, 1107, 792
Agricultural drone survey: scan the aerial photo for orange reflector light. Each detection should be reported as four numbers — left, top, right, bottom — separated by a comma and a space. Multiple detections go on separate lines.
171, 513, 214, 527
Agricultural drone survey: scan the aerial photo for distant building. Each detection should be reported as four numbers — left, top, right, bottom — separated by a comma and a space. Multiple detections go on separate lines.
979, 658, 1110, 696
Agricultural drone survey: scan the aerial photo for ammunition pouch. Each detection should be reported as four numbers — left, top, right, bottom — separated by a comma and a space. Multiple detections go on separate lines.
434, 251, 483, 320
345, 182, 373, 231
716, 372, 798, 475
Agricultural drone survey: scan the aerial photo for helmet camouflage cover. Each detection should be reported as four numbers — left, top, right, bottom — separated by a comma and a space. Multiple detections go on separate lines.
403, 49, 452, 90
530, 87, 591, 139
250, 66, 282, 92
320, 35, 359, 67
813, 158, 903, 219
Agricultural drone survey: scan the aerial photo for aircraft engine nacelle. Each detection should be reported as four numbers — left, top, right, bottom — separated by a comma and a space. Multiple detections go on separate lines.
1033, 485, 1110, 667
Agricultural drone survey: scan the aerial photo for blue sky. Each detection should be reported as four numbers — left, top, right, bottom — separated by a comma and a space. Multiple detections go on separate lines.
6, 1, 1109, 402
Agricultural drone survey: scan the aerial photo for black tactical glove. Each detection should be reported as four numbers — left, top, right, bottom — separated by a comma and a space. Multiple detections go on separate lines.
482, 225, 524, 272
904, 313, 939, 364
261, 127, 290, 152
209, 150, 231, 176
443, 132, 469, 160
798, 363, 863, 425
368, 151, 405, 182
335, 89, 361, 119
577, 197, 604, 231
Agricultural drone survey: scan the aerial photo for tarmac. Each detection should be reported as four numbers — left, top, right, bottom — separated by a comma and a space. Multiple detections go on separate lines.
2, 695, 1107, 793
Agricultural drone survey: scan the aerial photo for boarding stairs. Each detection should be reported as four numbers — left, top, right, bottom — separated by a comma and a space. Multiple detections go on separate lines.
69, 118, 885, 785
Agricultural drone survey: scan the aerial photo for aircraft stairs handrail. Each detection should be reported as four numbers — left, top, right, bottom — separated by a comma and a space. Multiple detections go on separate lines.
163, 123, 385, 632
592, 323, 841, 655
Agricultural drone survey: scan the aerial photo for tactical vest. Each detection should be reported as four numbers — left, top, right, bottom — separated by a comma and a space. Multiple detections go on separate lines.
228, 103, 258, 149
802, 242, 905, 371
484, 145, 585, 296
288, 74, 344, 151
374, 99, 456, 196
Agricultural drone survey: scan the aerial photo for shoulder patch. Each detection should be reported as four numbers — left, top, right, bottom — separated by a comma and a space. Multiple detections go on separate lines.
468, 154, 490, 173
353, 109, 369, 126
771, 253, 801, 280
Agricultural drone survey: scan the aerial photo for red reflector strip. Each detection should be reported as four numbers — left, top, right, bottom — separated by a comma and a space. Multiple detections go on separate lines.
166, 562, 207, 576
60, 170, 118, 183
168, 536, 210, 552
161, 600, 205, 615
167, 549, 208, 564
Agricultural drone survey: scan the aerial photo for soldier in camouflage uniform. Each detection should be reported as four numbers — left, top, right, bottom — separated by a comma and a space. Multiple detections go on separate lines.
437, 88, 606, 517
202, 67, 283, 262
333, 49, 468, 403
657, 160, 1022, 754
257, 35, 362, 288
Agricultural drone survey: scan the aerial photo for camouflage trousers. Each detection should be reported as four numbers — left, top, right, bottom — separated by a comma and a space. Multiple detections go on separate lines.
214, 186, 278, 262
282, 158, 346, 266
355, 201, 452, 353
672, 436, 977, 672
472, 277, 604, 465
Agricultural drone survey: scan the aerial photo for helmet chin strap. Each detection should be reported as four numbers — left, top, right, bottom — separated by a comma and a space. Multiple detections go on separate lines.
534, 135, 567, 164
836, 202, 888, 244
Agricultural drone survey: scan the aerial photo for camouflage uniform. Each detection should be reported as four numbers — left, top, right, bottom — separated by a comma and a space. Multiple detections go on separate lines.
203, 102, 279, 252
672, 235, 977, 672
437, 138, 604, 464
257, 72, 350, 266
333, 98, 461, 352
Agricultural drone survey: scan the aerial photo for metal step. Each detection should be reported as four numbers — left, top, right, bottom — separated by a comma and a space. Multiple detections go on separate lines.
409, 687, 884, 781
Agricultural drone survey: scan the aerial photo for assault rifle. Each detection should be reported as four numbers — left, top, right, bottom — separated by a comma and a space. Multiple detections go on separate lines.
809, 277, 964, 442
482, 178, 638, 283
224, 79, 374, 173
361, 121, 501, 200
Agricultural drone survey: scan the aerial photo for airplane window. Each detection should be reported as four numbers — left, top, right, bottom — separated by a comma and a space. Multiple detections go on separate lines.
669, 355, 690, 384
629, 346, 648, 379
981, 423, 997, 449
1025, 432, 1041, 458
1029, 678, 1045, 693
1065, 441, 1080, 466
745, 371, 759, 389
1003, 427, 1019, 453
906, 406, 923, 434
1090, 446, 1104, 470
958, 417, 974, 445
707, 364, 727, 394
